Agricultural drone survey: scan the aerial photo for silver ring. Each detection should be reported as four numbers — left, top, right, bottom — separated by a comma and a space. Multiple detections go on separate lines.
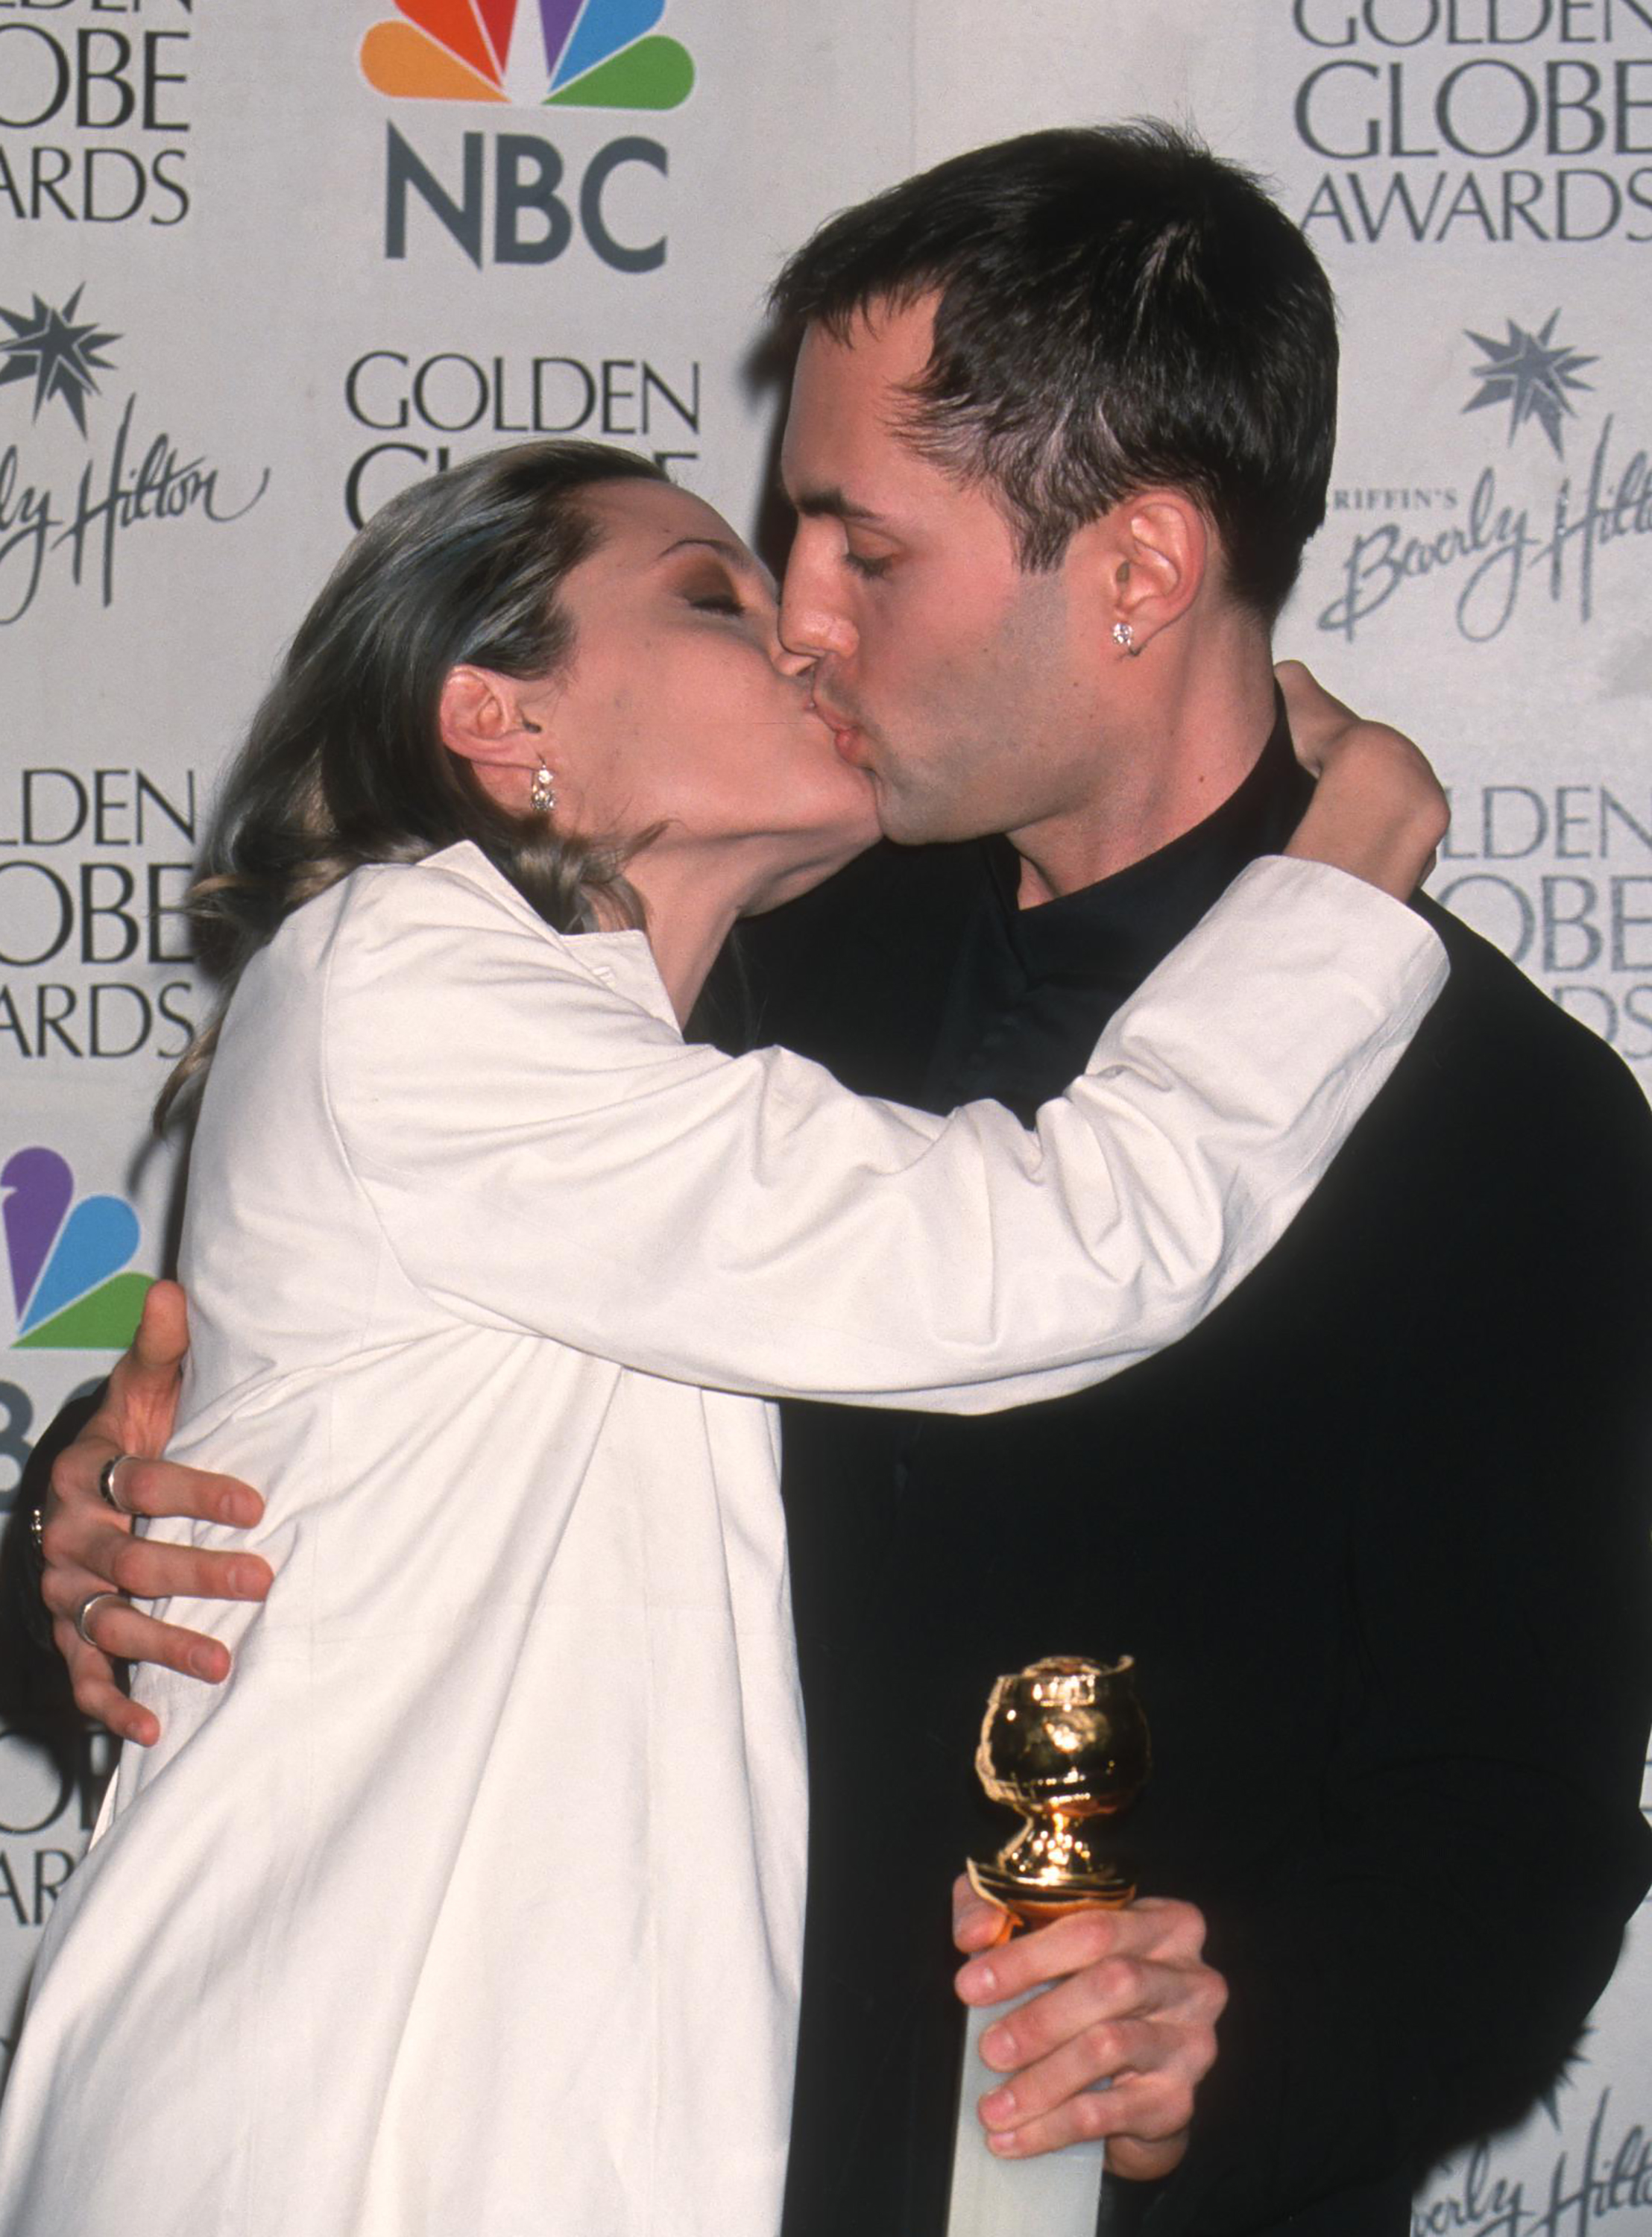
98, 1453, 133, 1513
75, 1590, 126, 1646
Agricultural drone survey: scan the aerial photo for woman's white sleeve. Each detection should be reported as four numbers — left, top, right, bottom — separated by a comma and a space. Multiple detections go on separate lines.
323, 854, 1446, 1412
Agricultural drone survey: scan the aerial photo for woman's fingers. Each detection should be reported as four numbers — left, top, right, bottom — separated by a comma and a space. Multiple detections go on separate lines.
1274, 657, 1358, 773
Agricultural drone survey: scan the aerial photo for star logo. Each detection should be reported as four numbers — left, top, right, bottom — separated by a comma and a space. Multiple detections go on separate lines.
1462, 312, 1595, 459
1534, 2024, 1592, 2130
0, 286, 120, 437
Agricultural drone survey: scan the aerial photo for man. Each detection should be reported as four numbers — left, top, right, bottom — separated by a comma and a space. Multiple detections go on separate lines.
37, 126, 1652, 2236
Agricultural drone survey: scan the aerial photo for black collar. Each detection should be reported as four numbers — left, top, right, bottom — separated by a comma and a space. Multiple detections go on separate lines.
922, 704, 1314, 1121
989, 702, 1313, 989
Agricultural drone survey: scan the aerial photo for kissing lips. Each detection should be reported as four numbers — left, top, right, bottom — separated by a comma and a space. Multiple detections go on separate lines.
808, 686, 868, 768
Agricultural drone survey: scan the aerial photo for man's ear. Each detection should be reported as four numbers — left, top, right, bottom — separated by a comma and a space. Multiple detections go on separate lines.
1071, 491, 1210, 657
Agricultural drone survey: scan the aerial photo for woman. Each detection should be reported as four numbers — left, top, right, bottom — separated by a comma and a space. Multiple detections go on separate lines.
0, 442, 1445, 2235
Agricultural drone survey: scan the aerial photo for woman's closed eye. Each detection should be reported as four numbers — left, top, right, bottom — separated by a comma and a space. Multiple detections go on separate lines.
672, 549, 779, 626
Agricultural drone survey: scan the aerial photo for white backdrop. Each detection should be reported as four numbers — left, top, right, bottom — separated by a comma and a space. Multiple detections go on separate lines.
1, 4, 1648, 2227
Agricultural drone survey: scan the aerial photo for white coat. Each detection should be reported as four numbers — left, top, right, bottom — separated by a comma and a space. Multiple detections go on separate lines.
0, 842, 1443, 2236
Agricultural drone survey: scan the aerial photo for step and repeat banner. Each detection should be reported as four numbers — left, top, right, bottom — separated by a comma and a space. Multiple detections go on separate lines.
1, 3, 1648, 2227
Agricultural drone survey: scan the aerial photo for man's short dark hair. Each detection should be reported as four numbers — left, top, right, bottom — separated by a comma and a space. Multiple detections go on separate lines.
770, 122, 1338, 620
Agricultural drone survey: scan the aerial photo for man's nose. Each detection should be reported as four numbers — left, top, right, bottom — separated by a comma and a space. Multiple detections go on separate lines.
778, 554, 857, 667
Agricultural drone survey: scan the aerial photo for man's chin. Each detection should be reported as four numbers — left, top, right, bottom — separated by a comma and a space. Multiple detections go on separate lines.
871, 787, 933, 848
874, 795, 981, 849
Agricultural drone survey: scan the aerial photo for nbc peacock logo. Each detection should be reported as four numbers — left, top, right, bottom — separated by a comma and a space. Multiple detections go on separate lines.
3, 1148, 153, 1350
361, 0, 695, 112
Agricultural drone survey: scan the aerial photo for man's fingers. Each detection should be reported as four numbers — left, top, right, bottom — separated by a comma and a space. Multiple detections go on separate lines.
977, 2017, 1195, 2142
91, 1534, 268, 1608
54, 1451, 263, 1530
64, 1280, 192, 1472
983, 2095, 1191, 2179
1106, 2135, 1191, 2184
60, 1651, 161, 1749
953, 1895, 1224, 2171
977, 2066, 1191, 2168
62, 1593, 233, 1685
976, 1959, 1158, 2074
974, 2016, 1201, 2173
39, 1513, 268, 1609
99, 1459, 263, 1532
951, 1875, 1014, 1953
956, 1895, 1205, 2006
48, 1428, 128, 1511
126, 1277, 189, 1377
48, 1601, 163, 1746
40, 1520, 131, 1608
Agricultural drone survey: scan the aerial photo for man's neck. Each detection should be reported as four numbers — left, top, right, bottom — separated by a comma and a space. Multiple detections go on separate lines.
1012, 635, 1279, 907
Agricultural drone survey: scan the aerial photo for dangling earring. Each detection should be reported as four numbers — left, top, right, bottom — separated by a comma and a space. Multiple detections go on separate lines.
522, 716, 555, 815
1112, 620, 1135, 654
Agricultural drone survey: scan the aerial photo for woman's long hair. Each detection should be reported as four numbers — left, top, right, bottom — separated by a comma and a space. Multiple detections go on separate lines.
157, 439, 668, 1126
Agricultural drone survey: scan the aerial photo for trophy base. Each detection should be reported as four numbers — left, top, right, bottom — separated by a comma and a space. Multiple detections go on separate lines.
967, 1854, 1138, 1923
947, 1995, 1109, 2237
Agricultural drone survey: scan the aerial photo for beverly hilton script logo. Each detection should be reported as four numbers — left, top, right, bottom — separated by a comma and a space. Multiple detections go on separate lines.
1412, 2048, 1652, 2237
0, 287, 269, 626
1318, 310, 1650, 646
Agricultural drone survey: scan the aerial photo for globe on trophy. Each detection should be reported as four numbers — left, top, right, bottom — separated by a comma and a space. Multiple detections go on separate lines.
968, 1653, 1151, 1921
947, 1655, 1151, 2237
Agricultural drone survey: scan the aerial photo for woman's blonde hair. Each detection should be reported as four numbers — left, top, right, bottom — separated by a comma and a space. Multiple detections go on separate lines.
158, 439, 668, 1125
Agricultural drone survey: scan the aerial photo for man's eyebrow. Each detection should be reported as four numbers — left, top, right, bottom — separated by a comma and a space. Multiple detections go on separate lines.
790, 485, 886, 525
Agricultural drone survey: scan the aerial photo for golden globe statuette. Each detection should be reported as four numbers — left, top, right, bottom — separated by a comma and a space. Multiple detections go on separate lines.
946, 1655, 1150, 2237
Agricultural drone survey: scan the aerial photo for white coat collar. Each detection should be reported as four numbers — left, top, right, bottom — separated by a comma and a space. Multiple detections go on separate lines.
419, 840, 679, 1031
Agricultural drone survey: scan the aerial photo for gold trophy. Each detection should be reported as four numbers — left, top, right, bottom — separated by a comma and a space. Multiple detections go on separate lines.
947, 1655, 1150, 2237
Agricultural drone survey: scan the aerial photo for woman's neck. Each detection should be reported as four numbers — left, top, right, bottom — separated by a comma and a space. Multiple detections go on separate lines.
621, 859, 743, 1025
624, 830, 874, 1025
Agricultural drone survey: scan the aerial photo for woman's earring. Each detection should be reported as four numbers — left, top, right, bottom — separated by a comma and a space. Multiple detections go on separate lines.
1112, 620, 1135, 654
520, 714, 555, 815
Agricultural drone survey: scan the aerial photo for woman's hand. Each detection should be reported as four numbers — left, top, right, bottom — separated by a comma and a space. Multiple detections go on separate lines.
1276, 658, 1448, 902
39, 1279, 271, 1746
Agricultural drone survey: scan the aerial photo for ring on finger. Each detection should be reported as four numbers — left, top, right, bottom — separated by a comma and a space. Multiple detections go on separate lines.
98, 1453, 134, 1513
75, 1590, 127, 1646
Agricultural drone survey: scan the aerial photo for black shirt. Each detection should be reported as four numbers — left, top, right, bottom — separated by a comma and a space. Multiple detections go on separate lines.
718, 718, 1652, 2237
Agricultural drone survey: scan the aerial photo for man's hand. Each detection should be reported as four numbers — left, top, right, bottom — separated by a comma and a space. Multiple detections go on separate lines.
952, 1875, 1225, 2180
40, 1279, 271, 1748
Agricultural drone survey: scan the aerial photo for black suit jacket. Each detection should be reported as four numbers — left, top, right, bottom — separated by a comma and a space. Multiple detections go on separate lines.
715, 828, 1652, 2237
